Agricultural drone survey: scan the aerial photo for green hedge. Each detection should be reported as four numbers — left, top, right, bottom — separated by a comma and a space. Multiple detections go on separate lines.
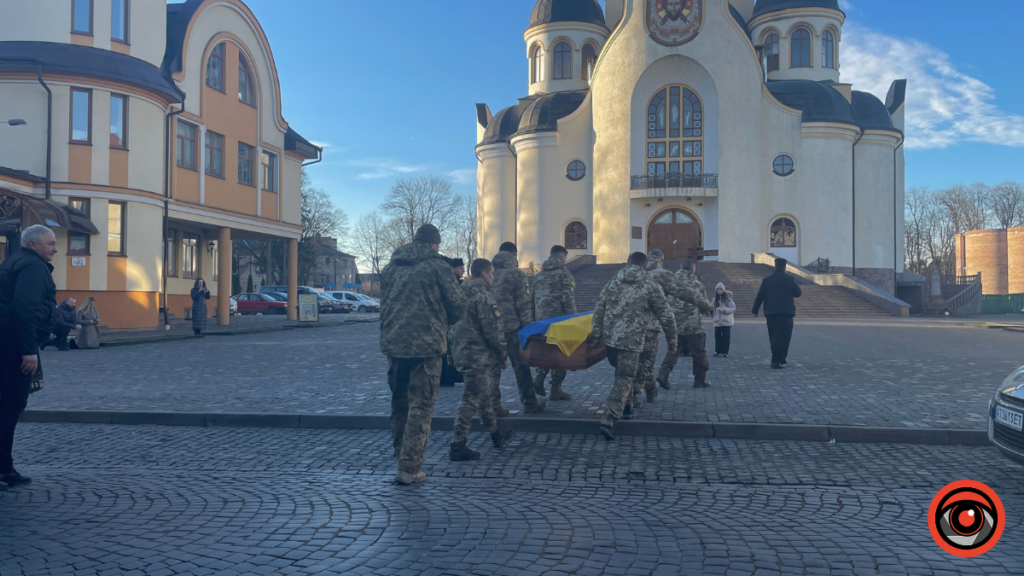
983, 294, 1024, 315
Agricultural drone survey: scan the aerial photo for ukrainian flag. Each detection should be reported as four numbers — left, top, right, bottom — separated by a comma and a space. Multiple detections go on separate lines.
517, 312, 594, 357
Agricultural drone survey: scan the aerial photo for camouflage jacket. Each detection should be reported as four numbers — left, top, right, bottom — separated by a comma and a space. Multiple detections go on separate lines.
591, 265, 677, 353
450, 278, 506, 372
379, 241, 466, 358
492, 251, 533, 334
532, 257, 577, 321
645, 254, 678, 332
673, 269, 713, 335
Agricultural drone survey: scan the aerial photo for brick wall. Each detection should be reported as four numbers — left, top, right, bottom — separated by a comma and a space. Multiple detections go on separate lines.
1008, 227, 1024, 295
964, 229, 1008, 295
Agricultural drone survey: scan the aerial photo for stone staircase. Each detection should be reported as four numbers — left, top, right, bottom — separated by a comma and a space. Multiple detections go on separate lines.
570, 261, 891, 317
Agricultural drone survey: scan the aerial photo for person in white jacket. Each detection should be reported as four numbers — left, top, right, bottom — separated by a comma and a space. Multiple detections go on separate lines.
712, 282, 736, 357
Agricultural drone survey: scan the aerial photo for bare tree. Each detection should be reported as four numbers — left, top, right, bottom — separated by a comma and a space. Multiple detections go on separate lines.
381, 176, 462, 244
442, 194, 478, 265
299, 170, 350, 283
352, 211, 395, 276
937, 183, 989, 235
991, 181, 1024, 229
904, 187, 931, 275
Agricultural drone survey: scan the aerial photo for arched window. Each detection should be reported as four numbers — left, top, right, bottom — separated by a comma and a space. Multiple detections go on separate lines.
553, 42, 572, 80
822, 30, 835, 69
565, 222, 588, 250
581, 43, 598, 83
763, 33, 780, 72
791, 28, 811, 68
770, 218, 797, 248
238, 55, 255, 106
206, 43, 225, 91
646, 85, 703, 182
530, 44, 543, 84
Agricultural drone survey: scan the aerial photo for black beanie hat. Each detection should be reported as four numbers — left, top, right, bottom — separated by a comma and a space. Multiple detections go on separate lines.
414, 224, 442, 245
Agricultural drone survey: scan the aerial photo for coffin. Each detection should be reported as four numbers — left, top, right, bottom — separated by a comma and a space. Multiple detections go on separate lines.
519, 335, 607, 371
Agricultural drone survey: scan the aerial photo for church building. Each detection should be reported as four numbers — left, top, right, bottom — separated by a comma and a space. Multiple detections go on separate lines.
475, 0, 907, 294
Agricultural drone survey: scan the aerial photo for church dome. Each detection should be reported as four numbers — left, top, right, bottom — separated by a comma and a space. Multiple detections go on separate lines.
752, 0, 843, 18
529, 0, 606, 30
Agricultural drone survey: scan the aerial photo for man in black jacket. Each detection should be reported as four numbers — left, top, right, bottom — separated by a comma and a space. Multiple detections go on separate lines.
0, 225, 59, 488
48, 297, 80, 351
752, 258, 802, 369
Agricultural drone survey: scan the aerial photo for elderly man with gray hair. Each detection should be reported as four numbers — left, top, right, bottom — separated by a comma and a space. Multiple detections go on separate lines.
0, 224, 59, 488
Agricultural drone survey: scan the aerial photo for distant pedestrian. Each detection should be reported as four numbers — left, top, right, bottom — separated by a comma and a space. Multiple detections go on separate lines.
73, 297, 101, 350
48, 297, 80, 351
712, 283, 735, 358
0, 224, 59, 488
752, 258, 802, 369
530, 245, 576, 401
492, 242, 546, 415
191, 278, 210, 336
380, 224, 466, 485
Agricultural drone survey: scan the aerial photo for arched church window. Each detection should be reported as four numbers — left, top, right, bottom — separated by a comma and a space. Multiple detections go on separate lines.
565, 222, 588, 250
553, 42, 572, 80
770, 218, 797, 248
763, 33, 779, 72
238, 54, 255, 106
530, 44, 543, 84
822, 30, 836, 69
773, 154, 795, 176
566, 160, 586, 181
206, 43, 225, 91
791, 28, 811, 68
582, 43, 598, 83
646, 85, 703, 183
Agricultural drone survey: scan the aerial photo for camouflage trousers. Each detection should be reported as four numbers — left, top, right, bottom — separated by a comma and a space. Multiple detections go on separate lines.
388, 356, 442, 475
504, 333, 540, 407
452, 364, 501, 445
533, 368, 566, 388
658, 332, 710, 384
629, 330, 661, 406
601, 347, 640, 426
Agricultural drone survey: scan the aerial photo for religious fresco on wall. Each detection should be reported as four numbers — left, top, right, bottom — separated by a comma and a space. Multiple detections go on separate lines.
646, 0, 704, 46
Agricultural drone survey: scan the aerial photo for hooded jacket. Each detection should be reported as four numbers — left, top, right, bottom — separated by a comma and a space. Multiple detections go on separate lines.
380, 241, 467, 358
712, 282, 736, 327
491, 251, 533, 334
591, 264, 677, 353
0, 247, 57, 356
449, 277, 506, 372
532, 256, 577, 321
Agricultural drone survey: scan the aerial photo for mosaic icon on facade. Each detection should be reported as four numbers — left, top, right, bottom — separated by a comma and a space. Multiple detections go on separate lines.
647, 0, 704, 47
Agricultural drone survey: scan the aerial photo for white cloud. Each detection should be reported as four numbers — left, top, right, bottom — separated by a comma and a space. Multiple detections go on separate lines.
348, 158, 428, 180
448, 168, 477, 185
310, 141, 333, 149
842, 25, 1024, 149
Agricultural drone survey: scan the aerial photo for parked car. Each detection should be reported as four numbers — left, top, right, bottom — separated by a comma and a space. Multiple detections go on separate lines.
260, 285, 319, 296
990, 365, 1024, 465
234, 293, 288, 315
326, 291, 379, 313
318, 293, 349, 314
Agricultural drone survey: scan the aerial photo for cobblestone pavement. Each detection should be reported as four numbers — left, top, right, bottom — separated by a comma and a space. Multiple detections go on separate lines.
1, 424, 1023, 575
31, 318, 1022, 429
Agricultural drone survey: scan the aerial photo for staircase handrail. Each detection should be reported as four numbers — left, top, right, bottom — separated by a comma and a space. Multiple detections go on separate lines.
946, 275, 982, 314
750, 253, 911, 317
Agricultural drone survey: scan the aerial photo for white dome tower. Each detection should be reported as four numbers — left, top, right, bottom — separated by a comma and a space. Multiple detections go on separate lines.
525, 0, 610, 95
748, 0, 845, 83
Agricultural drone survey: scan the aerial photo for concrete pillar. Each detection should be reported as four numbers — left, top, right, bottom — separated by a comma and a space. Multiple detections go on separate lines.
217, 227, 232, 326
287, 238, 298, 320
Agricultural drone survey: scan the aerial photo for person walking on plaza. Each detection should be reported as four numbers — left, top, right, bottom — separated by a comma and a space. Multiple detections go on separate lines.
74, 297, 101, 350
752, 258, 802, 369
449, 258, 516, 461
531, 245, 576, 401
657, 259, 715, 389
712, 283, 736, 358
592, 252, 677, 440
380, 224, 466, 484
0, 225, 59, 488
190, 278, 211, 336
492, 242, 546, 415
635, 249, 681, 406
48, 297, 80, 351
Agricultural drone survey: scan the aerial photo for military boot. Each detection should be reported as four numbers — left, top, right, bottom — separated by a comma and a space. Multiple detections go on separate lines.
523, 400, 547, 414
599, 424, 615, 441
533, 373, 547, 397
656, 371, 672, 390
645, 389, 657, 404
449, 441, 481, 461
393, 471, 427, 485
495, 406, 511, 418
693, 377, 711, 389
622, 404, 633, 420
549, 383, 572, 401
491, 426, 516, 448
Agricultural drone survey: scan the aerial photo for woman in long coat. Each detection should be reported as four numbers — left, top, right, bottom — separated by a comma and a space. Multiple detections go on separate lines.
74, 296, 101, 349
191, 278, 211, 336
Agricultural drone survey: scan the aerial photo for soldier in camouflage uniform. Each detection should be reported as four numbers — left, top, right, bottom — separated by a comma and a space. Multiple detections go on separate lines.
492, 242, 547, 414
630, 249, 678, 406
530, 245, 576, 401
591, 252, 677, 440
449, 259, 516, 461
380, 224, 467, 484
657, 259, 715, 389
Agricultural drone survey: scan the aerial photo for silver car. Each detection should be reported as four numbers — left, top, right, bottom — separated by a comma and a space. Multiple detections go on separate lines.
990, 365, 1024, 465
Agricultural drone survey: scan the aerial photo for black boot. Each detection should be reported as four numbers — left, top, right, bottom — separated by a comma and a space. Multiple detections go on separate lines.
491, 426, 516, 448
0, 471, 31, 486
622, 404, 633, 420
449, 441, 481, 461
599, 424, 615, 441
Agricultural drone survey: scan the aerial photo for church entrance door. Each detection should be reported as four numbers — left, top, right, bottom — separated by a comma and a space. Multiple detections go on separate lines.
647, 208, 702, 262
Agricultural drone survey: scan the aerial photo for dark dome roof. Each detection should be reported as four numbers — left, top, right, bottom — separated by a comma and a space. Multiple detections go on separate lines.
850, 91, 897, 131
529, 0, 606, 30
479, 105, 526, 147
767, 80, 898, 132
753, 0, 843, 18
518, 91, 589, 135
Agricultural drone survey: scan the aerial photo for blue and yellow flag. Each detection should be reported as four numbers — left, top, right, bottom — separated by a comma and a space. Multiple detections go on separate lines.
517, 312, 594, 357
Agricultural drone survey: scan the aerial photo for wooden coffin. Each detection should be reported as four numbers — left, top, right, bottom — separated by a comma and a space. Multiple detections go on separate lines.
518, 335, 607, 371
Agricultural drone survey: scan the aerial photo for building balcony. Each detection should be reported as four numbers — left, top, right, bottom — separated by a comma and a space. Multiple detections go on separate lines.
629, 173, 719, 199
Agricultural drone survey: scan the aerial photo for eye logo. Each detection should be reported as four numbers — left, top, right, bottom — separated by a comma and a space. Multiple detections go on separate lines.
928, 480, 1005, 557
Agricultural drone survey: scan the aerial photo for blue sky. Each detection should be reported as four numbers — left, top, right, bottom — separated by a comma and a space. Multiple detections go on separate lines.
225, 0, 1024, 224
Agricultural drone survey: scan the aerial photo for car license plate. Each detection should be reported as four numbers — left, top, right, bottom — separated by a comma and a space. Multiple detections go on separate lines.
995, 405, 1024, 432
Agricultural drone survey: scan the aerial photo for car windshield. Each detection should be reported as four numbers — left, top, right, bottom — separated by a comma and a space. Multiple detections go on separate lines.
266, 294, 286, 301
357, 294, 375, 301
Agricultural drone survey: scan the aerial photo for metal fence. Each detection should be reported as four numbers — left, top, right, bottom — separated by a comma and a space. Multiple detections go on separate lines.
982, 294, 1024, 315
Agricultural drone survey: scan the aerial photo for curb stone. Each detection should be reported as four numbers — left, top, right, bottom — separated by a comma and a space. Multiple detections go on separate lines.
19, 410, 990, 446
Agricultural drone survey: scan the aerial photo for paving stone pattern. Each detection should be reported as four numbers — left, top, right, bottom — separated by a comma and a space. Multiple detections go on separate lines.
30, 318, 1023, 430
1, 424, 1023, 575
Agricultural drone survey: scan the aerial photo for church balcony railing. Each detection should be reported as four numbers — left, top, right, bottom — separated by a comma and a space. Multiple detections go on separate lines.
629, 173, 719, 198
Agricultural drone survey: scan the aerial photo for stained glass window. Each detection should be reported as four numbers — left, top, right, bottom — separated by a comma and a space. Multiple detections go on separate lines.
647, 85, 703, 179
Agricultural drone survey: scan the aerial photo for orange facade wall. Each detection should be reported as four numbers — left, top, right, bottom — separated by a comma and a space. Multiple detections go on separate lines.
68, 144, 92, 183
261, 191, 278, 219
107, 256, 128, 291
175, 165, 200, 204
109, 149, 129, 188
66, 255, 90, 290
56, 291, 159, 329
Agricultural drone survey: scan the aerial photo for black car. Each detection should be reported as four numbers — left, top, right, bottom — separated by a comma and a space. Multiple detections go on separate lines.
990, 365, 1024, 465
